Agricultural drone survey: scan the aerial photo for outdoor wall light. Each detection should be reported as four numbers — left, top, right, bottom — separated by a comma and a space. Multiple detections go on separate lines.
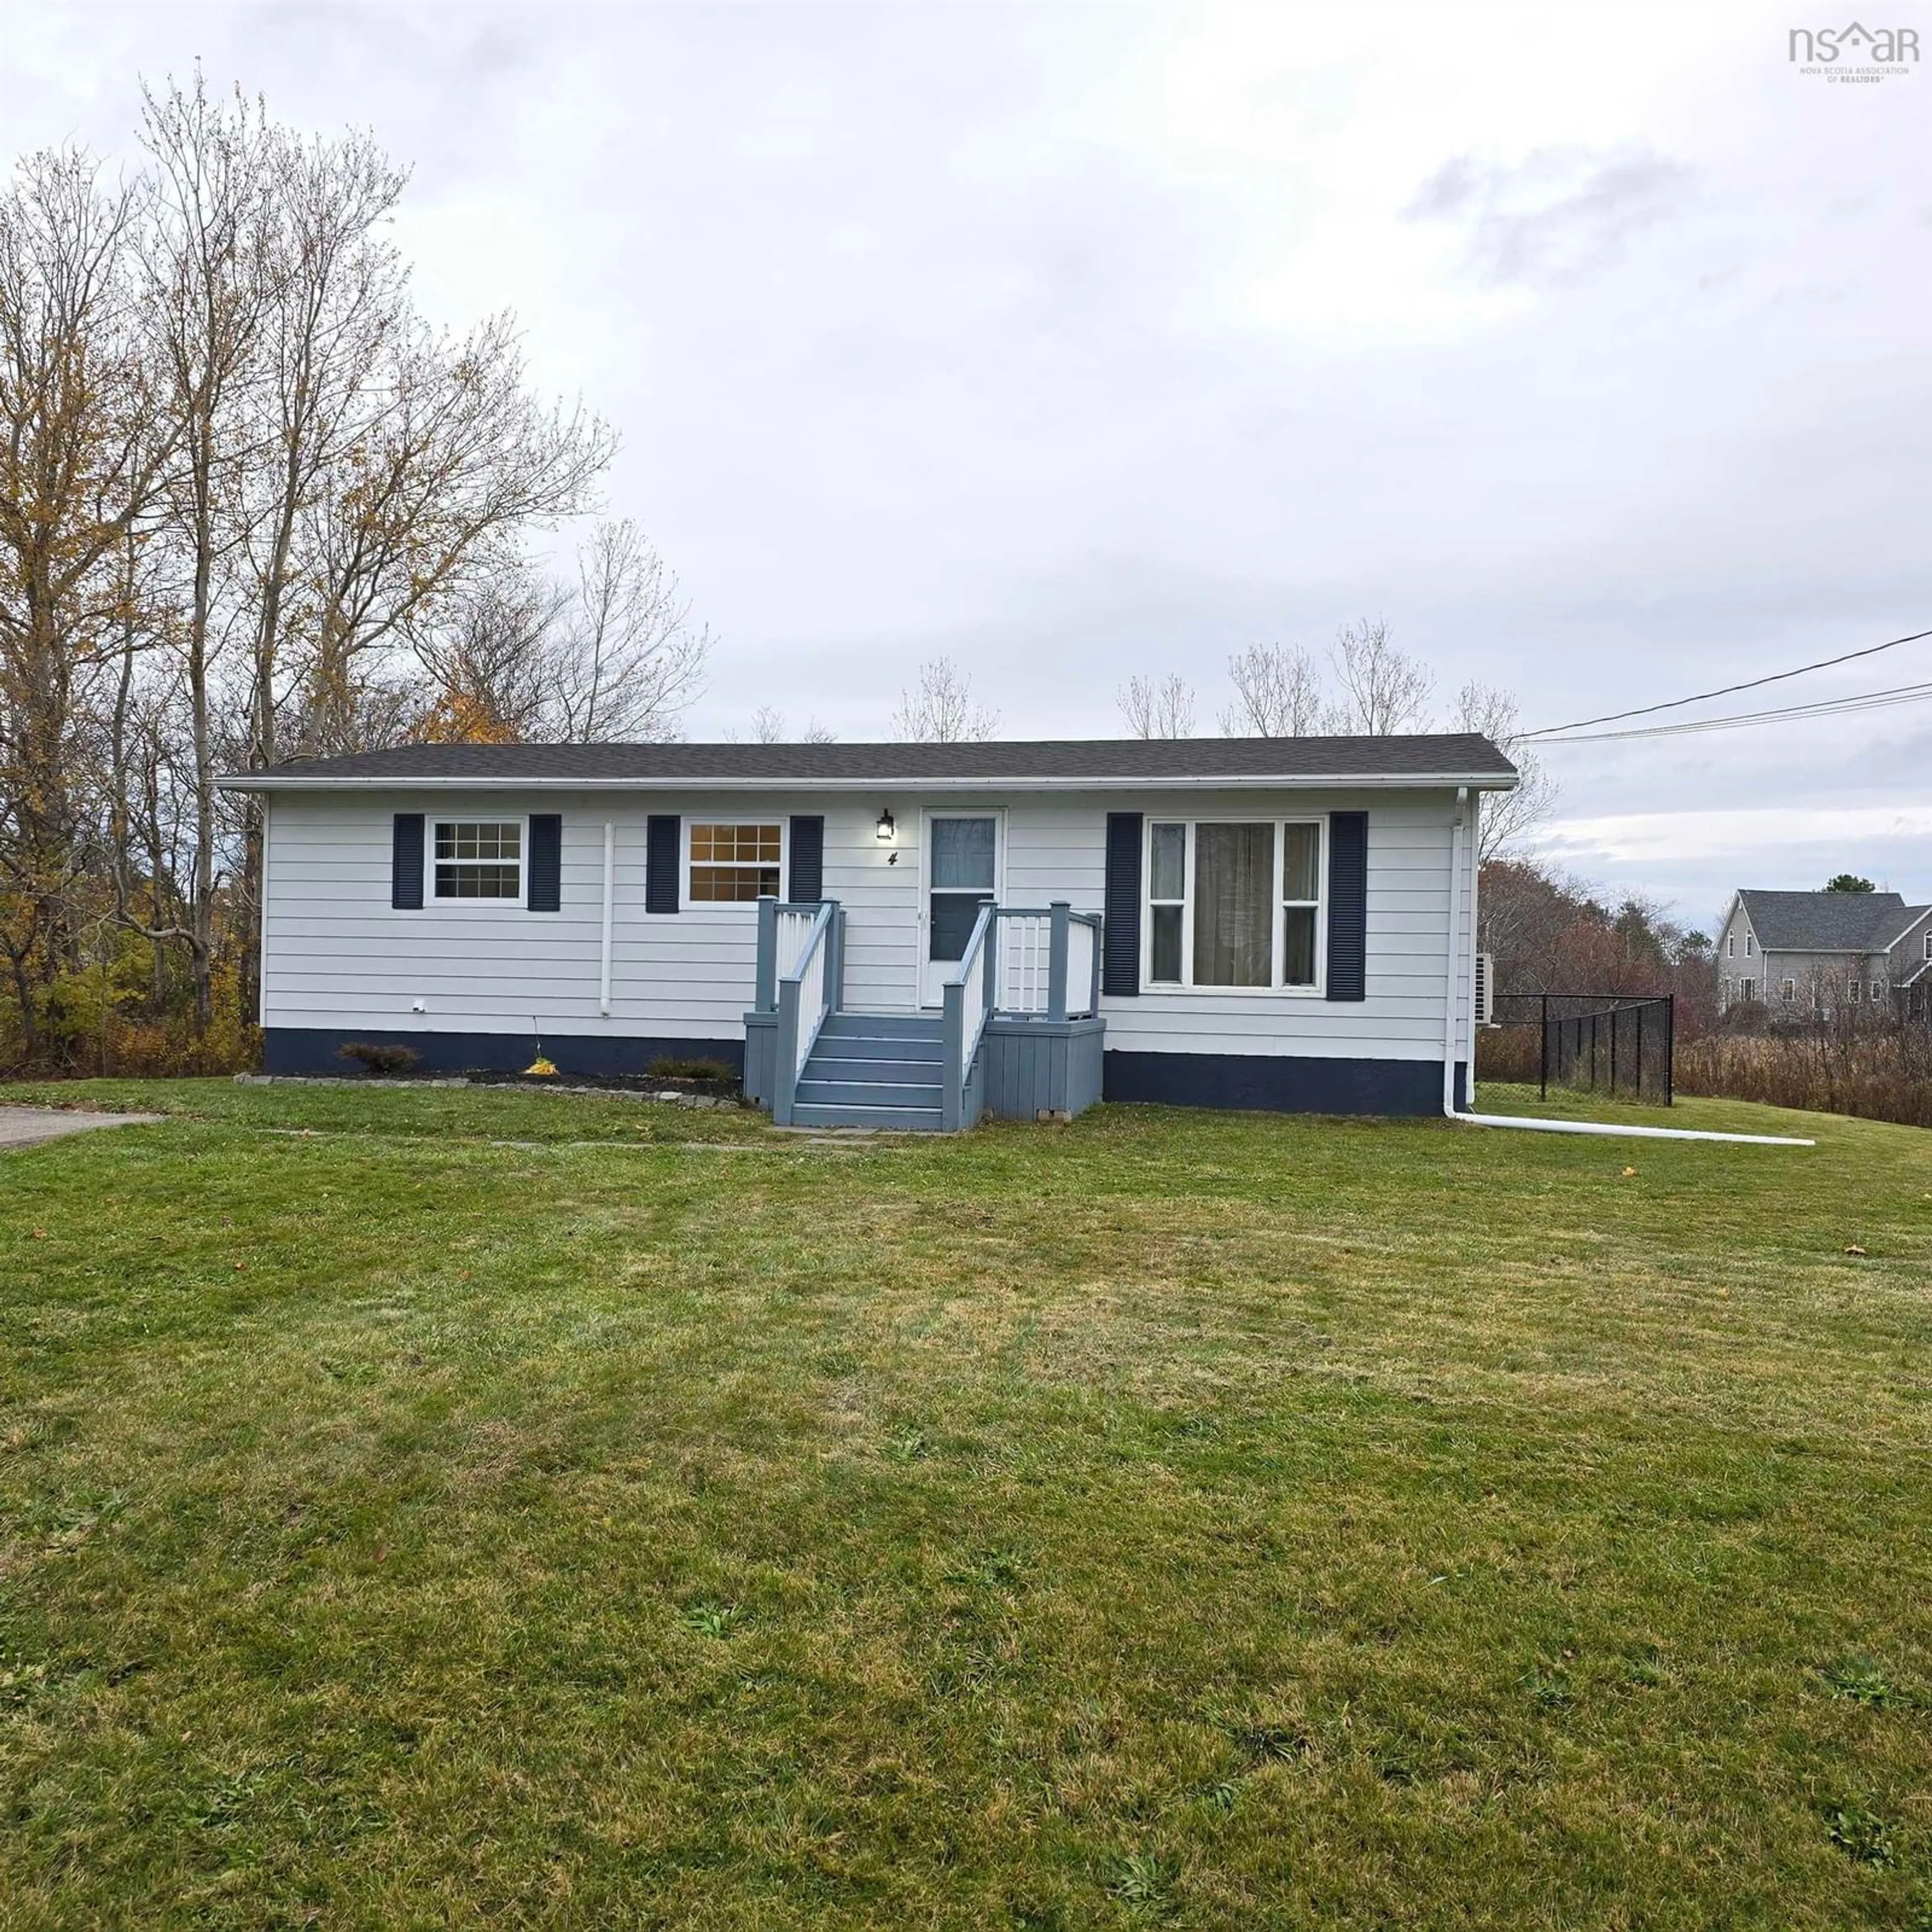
875, 808, 896, 842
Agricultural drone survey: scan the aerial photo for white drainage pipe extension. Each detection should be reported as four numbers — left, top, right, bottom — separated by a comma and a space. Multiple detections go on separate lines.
1436, 788, 1814, 1149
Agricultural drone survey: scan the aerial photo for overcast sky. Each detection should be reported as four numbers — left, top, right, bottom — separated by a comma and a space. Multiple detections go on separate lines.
8, 2, 1929, 927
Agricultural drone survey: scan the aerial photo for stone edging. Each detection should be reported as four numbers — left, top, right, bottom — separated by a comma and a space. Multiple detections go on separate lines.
233, 1074, 742, 1108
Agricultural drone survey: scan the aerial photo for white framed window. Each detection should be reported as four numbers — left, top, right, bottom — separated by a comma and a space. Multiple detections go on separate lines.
1726, 933, 1735, 957
433, 820, 523, 901
1924, 932, 1931, 961
1780, 977, 1795, 1002
1740, 978, 1756, 1002
1849, 977, 1862, 1003
1744, 932, 1754, 956
1871, 979, 1885, 1001
688, 822, 782, 903
1143, 818, 1325, 992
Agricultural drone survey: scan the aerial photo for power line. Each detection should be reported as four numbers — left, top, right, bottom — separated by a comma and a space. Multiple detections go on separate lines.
1518, 623, 1932, 740
1535, 677, 1932, 744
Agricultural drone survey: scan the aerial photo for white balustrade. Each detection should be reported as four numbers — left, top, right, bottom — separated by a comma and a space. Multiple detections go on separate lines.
998, 913, 1051, 1012
775, 906, 818, 981
794, 922, 827, 1078
1065, 916, 1098, 1017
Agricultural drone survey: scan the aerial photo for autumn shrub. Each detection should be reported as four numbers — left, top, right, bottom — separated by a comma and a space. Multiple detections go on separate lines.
2, 959, 260, 1080
337, 1041, 424, 1077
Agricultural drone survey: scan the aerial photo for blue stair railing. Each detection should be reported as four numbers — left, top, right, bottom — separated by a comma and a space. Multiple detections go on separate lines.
939, 901, 1103, 1129
757, 898, 844, 1126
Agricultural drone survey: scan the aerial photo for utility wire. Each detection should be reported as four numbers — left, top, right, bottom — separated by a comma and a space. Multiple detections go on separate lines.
1518, 623, 1932, 740
1535, 677, 1932, 743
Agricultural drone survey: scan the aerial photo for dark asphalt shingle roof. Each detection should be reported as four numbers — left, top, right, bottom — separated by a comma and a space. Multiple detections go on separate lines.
225, 734, 1516, 787
1738, 889, 1927, 953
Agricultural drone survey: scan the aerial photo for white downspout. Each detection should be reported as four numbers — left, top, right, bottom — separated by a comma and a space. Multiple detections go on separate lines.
599, 822, 615, 1017
1442, 788, 1467, 1117
1438, 789, 1813, 1148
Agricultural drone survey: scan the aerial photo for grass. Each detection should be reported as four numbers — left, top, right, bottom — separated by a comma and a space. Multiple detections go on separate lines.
1, 1074, 1929, 1927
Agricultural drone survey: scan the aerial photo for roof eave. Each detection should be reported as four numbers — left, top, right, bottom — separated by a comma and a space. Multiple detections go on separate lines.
219, 769, 1520, 795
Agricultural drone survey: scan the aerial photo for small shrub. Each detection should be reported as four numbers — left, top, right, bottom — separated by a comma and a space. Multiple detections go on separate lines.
336, 1041, 422, 1076
647, 1055, 736, 1083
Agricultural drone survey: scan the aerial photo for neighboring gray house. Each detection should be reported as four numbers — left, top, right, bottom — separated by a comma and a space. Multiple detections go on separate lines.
1717, 889, 1932, 1017
220, 734, 1516, 1129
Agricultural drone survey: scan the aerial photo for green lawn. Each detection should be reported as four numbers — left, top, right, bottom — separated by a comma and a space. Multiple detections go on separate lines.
2, 1077, 1928, 1928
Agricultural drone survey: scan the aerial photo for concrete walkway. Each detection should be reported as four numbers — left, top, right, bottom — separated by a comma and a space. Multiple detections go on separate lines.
0, 1106, 162, 1150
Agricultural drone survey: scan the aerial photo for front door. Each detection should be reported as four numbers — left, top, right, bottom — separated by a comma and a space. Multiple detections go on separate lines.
921, 813, 999, 1006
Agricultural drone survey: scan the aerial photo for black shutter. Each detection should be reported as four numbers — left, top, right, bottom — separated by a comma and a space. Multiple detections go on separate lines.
787, 815, 824, 902
646, 814, 681, 914
1326, 810, 1367, 1001
527, 814, 561, 911
391, 813, 425, 909
1102, 812, 1143, 997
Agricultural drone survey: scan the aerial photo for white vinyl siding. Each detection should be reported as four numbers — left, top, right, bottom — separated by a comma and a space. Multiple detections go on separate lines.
259, 784, 1477, 1064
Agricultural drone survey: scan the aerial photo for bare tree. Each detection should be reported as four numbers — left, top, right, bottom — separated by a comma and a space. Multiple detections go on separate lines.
292, 309, 615, 753
1118, 672, 1195, 739
1325, 617, 1434, 734
891, 655, 997, 742
1451, 679, 1558, 862
546, 519, 708, 742
747, 705, 834, 744
0, 81, 671, 1070
229, 121, 411, 1014
412, 565, 570, 743
405, 521, 710, 746
140, 72, 279, 1024
0, 147, 169, 1055
1218, 643, 1324, 736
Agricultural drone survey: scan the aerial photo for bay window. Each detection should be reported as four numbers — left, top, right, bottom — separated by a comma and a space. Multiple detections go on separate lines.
1145, 819, 1325, 991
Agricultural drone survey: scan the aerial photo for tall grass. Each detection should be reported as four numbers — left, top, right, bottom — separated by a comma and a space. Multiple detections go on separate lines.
1676, 1028, 1932, 1129
1480, 1014, 1932, 1130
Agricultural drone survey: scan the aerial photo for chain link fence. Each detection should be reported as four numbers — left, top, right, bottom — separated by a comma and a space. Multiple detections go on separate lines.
1488, 992, 1676, 1106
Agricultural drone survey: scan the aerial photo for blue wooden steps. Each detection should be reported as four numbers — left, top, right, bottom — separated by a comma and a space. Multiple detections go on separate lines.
791, 1012, 947, 1129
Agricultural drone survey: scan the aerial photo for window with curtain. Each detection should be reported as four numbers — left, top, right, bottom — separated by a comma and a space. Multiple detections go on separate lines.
1194, 823, 1274, 986
1145, 819, 1325, 990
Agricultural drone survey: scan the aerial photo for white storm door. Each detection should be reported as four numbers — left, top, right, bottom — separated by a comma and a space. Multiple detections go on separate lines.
920, 813, 1000, 1007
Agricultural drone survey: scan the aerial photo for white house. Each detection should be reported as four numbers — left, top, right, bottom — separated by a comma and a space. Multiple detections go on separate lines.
221, 734, 1516, 1128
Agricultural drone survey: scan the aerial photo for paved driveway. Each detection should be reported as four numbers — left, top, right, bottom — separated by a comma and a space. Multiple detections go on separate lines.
0, 1106, 162, 1149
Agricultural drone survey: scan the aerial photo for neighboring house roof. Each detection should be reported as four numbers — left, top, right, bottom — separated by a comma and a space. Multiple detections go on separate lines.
1735, 889, 1922, 953
220, 733, 1518, 792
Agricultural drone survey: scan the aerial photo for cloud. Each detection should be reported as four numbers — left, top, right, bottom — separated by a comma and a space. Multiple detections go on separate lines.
1406, 145, 1694, 287
1537, 805, 1932, 866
